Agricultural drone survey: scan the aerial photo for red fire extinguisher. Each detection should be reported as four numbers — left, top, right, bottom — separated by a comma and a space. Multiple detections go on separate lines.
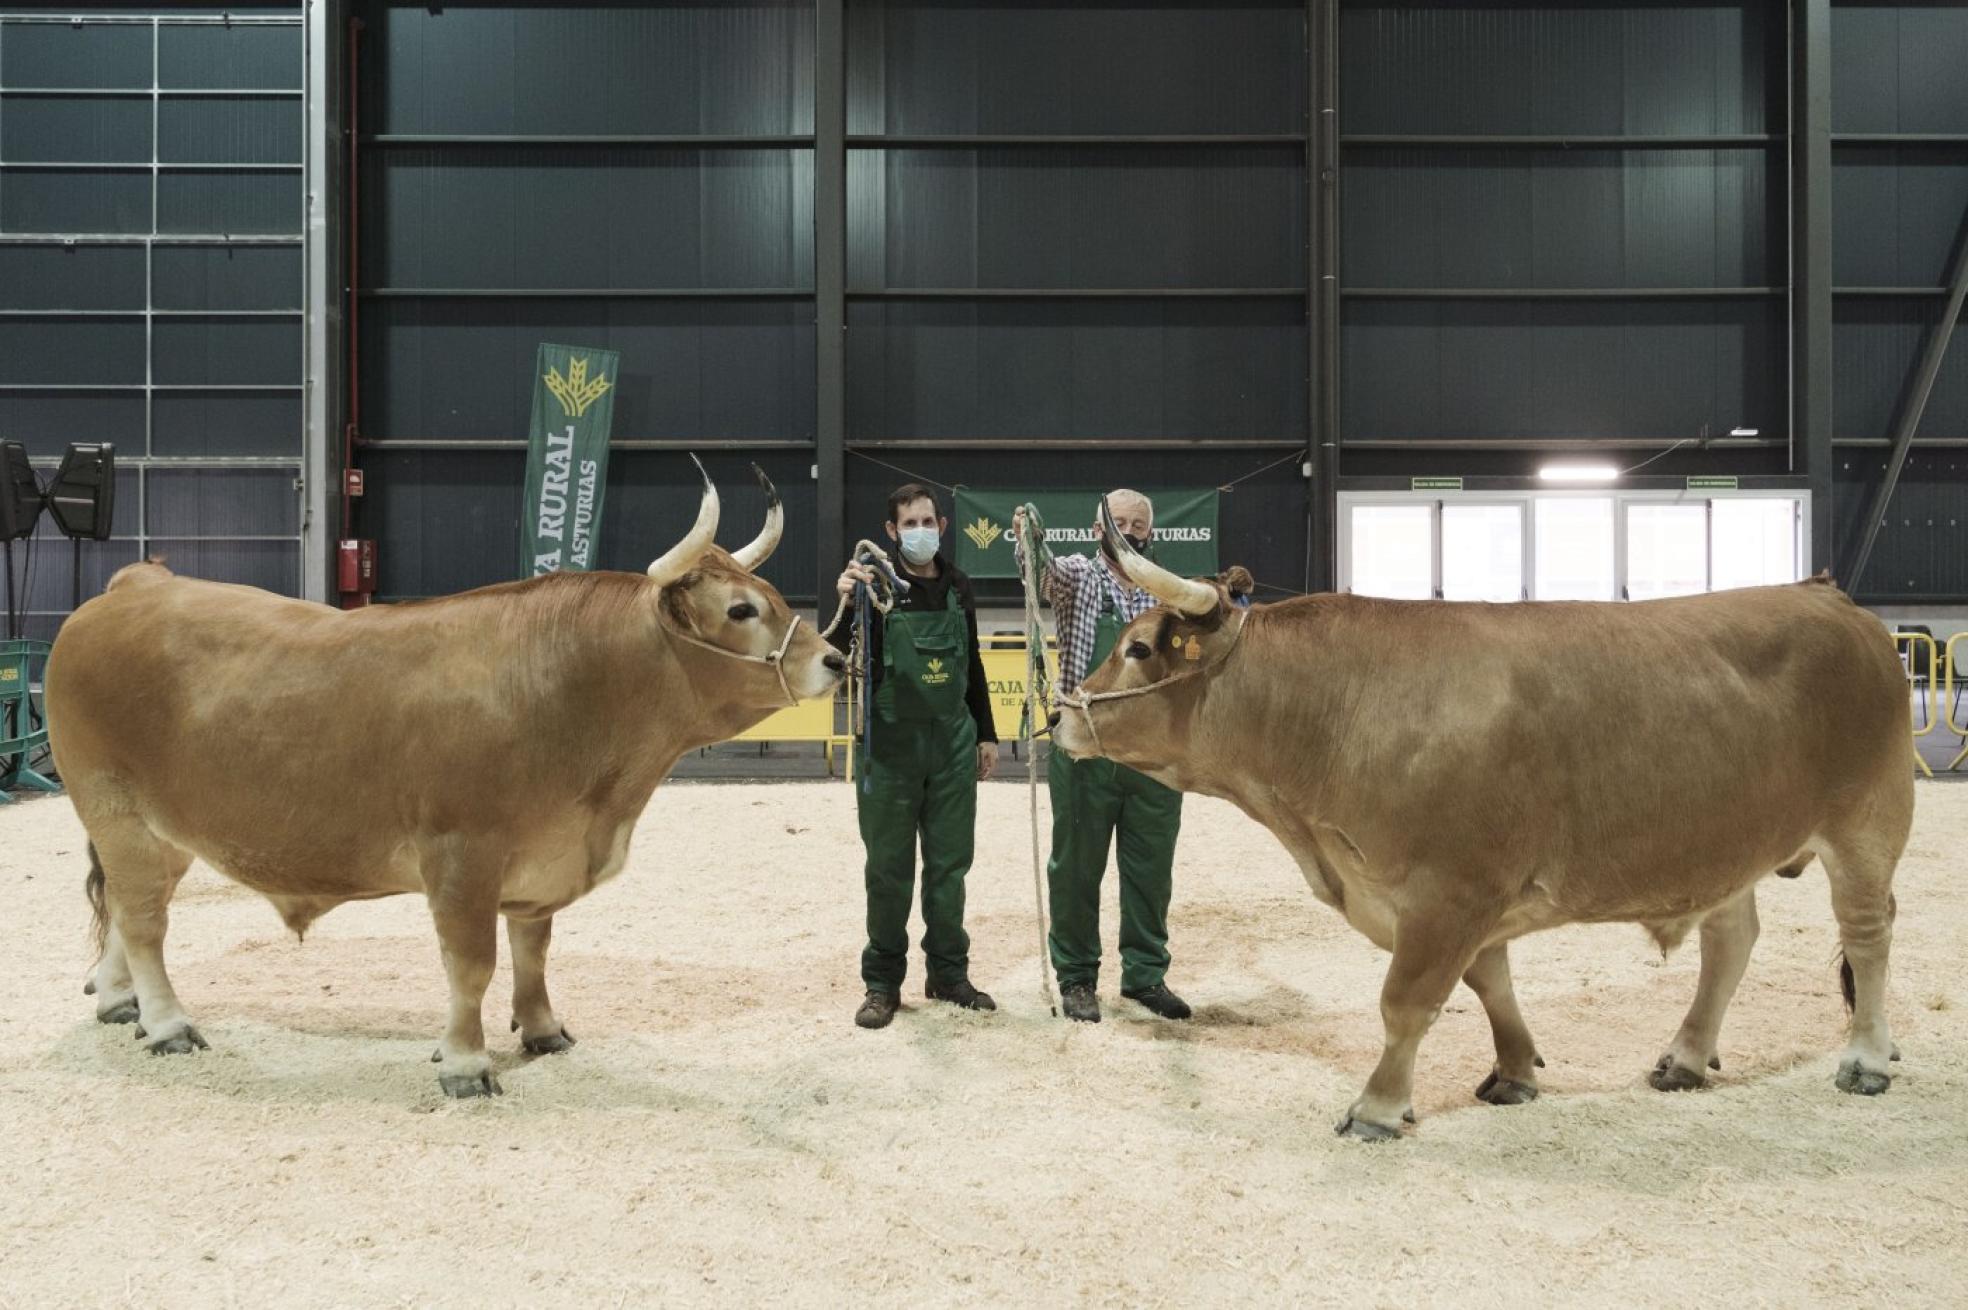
337, 539, 376, 608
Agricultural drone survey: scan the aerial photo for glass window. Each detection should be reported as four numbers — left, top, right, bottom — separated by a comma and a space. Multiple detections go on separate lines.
1533, 498, 1614, 600
1711, 499, 1800, 591
1349, 505, 1433, 599
1626, 504, 1709, 600
1441, 504, 1523, 602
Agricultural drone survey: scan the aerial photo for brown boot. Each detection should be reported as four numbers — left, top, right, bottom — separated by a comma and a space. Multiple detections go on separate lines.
926, 978, 997, 1011
854, 990, 899, 1030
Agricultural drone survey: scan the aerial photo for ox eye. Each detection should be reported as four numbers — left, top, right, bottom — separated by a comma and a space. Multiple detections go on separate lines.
727, 602, 758, 622
1125, 640, 1152, 660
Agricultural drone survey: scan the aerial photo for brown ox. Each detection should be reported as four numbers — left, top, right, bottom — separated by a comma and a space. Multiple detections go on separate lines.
1051, 509, 1912, 1140
46, 461, 843, 1097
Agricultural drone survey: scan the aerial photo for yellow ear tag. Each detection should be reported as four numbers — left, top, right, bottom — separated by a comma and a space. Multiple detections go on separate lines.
1183, 635, 1202, 662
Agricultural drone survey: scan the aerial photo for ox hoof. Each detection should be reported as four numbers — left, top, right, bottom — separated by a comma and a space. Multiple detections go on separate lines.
1891, 1045, 1903, 1063
1333, 1114, 1404, 1143
96, 998, 141, 1025
521, 1028, 577, 1056
1835, 1060, 1891, 1097
143, 1025, 209, 1056
1648, 1055, 1707, 1092
83, 978, 96, 996
439, 1071, 504, 1099
1475, 1071, 1539, 1106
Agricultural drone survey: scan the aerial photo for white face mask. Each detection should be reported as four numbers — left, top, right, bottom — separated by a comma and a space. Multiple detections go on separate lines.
898, 526, 939, 565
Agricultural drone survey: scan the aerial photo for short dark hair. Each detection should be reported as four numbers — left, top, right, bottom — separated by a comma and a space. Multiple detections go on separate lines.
886, 482, 940, 523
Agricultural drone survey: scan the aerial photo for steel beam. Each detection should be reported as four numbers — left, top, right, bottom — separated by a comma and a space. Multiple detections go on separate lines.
1309, 0, 1339, 592
1790, 0, 1835, 573
1842, 211, 1968, 593
814, 0, 847, 606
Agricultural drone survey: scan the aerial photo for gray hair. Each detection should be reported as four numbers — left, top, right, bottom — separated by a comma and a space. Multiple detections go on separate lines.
1105, 488, 1153, 524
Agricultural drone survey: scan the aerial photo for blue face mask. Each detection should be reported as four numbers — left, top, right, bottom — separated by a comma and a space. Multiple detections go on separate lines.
898, 525, 940, 565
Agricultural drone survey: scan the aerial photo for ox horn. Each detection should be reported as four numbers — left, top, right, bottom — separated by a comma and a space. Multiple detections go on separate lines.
1100, 495, 1219, 617
728, 463, 783, 572
647, 454, 721, 586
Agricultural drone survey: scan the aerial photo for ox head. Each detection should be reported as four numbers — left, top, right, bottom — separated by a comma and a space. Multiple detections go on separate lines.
1050, 499, 1248, 776
647, 458, 845, 707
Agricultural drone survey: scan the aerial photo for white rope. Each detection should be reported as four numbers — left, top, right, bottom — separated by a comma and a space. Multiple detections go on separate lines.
1017, 510, 1059, 1018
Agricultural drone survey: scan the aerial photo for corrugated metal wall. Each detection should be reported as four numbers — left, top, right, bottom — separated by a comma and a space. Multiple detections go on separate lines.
352, 1, 819, 603
1338, 2, 1790, 449
0, 4, 307, 639
351, 0, 1310, 605
1829, 1, 1968, 600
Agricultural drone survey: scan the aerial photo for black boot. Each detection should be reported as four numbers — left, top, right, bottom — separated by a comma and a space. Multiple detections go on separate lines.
1121, 983, 1192, 1020
926, 978, 997, 1011
1060, 982, 1101, 1023
855, 990, 900, 1030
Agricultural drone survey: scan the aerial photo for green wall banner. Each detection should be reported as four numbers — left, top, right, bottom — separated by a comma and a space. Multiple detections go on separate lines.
951, 488, 1219, 578
522, 343, 619, 576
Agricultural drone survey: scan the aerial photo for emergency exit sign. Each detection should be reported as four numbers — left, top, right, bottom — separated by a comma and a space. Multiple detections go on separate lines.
1411, 477, 1463, 491
1687, 476, 1739, 490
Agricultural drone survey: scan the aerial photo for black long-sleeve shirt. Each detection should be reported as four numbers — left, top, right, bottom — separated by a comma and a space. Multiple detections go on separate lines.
827, 552, 998, 743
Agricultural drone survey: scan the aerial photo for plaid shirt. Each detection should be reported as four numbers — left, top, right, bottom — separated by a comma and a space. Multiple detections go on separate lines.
1012, 540, 1160, 693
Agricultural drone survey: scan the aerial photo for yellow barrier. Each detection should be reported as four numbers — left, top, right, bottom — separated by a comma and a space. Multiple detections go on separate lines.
980, 632, 1057, 746
1943, 633, 1968, 773
1894, 631, 1939, 778
731, 695, 853, 774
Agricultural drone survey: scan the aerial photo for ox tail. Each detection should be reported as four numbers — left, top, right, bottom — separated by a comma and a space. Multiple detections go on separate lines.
1838, 950, 1856, 1014
85, 841, 108, 965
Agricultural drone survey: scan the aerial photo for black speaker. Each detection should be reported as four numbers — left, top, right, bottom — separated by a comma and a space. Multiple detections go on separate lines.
46, 443, 115, 542
0, 442, 40, 542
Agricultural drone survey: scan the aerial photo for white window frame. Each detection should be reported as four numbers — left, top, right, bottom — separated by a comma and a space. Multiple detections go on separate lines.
1337, 489, 1810, 601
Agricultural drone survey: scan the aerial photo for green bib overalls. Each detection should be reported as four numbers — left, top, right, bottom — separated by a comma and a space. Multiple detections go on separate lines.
856, 586, 978, 993
1045, 588, 1184, 991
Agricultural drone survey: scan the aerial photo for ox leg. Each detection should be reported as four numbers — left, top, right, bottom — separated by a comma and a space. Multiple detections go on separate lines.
1650, 887, 1759, 1091
426, 849, 504, 1099
1337, 909, 1494, 1141
91, 923, 141, 1026
96, 825, 202, 1054
1463, 943, 1542, 1106
507, 914, 575, 1055
1821, 842, 1900, 1096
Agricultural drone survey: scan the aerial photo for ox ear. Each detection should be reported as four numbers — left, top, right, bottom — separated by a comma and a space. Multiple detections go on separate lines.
648, 455, 721, 587
1100, 496, 1218, 617
728, 463, 782, 573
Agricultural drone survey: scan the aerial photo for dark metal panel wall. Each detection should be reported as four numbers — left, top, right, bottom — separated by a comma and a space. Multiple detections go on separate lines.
847, 3, 1306, 136
1337, 2, 1789, 452
1343, 149, 1780, 289
0, 5, 308, 635
1343, 298, 1786, 441
1827, 2, 1968, 595
846, 297, 1306, 441
353, 1, 818, 602
1835, 452, 1968, 601
1342, 2, 1779, 134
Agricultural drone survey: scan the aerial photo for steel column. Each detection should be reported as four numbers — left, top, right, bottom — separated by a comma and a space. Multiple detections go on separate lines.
1790, 0, 1834, 573
814, 0, 847, 606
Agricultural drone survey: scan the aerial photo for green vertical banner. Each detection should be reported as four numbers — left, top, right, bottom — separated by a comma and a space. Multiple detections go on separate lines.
522, 343, 620, 576
951, 488, 1220, 578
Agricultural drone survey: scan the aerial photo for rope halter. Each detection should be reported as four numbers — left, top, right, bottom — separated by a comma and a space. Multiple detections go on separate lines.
1053, 610, 1248, 759
662, 611, 806, 709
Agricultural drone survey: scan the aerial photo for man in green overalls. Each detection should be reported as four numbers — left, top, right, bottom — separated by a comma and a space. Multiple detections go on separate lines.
1012, 492, 1189, 1024
832, 483, 1001, 1030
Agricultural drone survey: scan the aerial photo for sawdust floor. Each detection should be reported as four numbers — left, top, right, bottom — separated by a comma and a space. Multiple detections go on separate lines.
2, 780, 1965, 1308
